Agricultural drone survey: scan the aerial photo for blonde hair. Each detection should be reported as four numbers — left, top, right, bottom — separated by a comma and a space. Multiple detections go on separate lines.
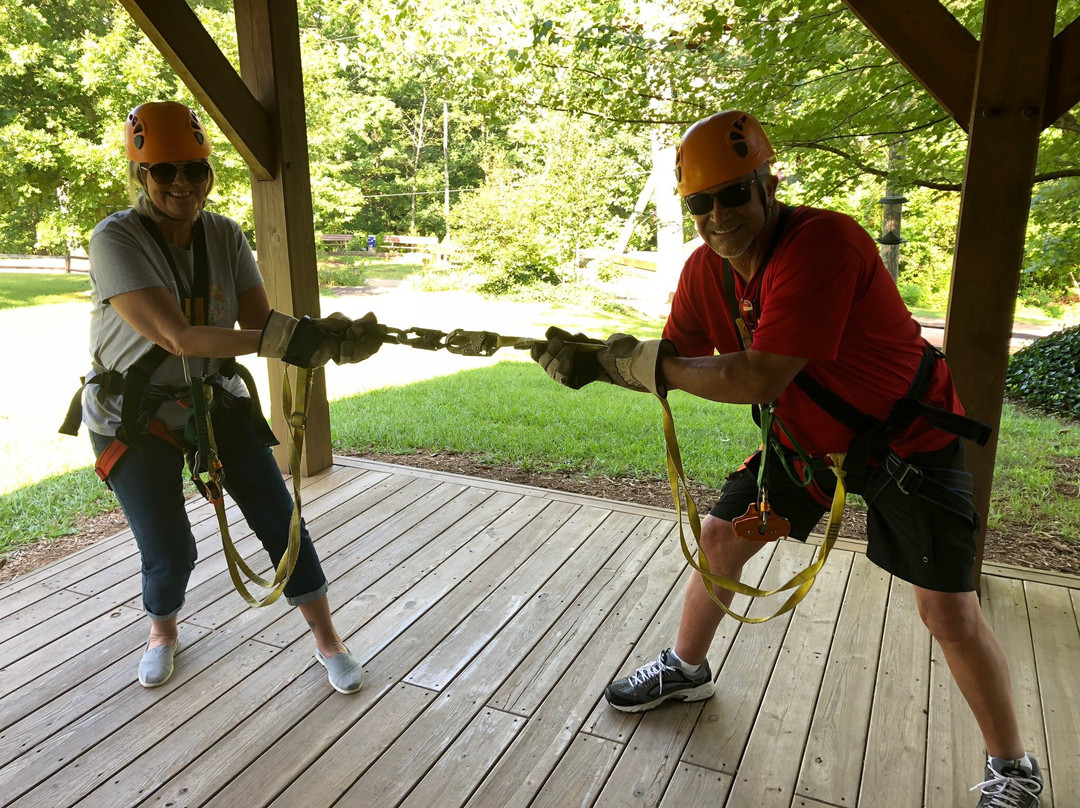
126, 159, 215, 219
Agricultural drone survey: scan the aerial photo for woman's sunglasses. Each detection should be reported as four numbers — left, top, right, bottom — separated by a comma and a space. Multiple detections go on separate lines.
144, 161, 211, 185
683, 181, 754, 215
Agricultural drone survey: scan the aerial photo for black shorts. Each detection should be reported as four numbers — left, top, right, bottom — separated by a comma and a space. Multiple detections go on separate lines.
709, 440, 977, 592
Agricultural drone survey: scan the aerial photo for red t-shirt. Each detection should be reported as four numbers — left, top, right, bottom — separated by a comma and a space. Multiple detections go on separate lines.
663, 205, 963, 458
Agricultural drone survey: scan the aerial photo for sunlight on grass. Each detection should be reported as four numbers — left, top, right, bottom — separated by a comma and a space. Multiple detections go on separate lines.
0, 272, 91, 310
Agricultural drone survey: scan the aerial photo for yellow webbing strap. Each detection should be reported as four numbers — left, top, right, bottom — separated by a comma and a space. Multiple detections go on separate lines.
210, 367, 308, 607
658, 394, 847, 624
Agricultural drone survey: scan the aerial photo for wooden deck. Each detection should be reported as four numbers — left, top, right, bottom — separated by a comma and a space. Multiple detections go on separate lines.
1, 458, 1077, 808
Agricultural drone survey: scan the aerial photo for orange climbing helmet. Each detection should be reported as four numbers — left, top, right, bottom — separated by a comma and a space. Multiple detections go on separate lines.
675, 111, 775, 197
125, 101, 212, 163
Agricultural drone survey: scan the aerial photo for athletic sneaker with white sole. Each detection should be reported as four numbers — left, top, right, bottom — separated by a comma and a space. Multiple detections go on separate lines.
971, 754, 1043, 807
604, 648, 714, 712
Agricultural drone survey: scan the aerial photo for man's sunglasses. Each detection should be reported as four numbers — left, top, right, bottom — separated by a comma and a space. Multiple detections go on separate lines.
684, 181, 754, 216
144, 161, 211, 185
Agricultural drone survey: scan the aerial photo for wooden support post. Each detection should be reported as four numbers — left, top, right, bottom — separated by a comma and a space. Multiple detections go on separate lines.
235, 0, 332, 475
944, 0, 1056, 583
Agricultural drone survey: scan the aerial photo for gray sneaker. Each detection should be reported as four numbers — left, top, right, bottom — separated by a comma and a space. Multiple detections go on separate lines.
971, 754, 1043, 807
604, 648, 714, 712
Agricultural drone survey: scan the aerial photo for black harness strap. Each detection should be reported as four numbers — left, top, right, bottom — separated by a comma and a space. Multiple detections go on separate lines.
62, 215, 275, 472
715, 205, 991, 524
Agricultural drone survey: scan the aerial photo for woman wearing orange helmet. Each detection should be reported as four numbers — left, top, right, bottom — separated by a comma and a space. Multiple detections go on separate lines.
535, 110, 1042, 807
71, 101, 375, 693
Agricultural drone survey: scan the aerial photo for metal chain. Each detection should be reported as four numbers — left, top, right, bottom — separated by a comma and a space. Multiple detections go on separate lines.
378, 325, 539, 357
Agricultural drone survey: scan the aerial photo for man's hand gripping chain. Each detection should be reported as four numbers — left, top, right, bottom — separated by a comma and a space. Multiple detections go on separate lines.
529, 326, 678, 396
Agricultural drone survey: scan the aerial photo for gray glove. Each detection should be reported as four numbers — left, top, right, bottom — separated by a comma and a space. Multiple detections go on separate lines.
596, 333, 679, 397
258, 310, 352, 368
335, 312, 386, 364
530, 326, 608, 389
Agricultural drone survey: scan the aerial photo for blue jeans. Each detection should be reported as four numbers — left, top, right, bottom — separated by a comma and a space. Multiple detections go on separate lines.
90, 402, 328, 619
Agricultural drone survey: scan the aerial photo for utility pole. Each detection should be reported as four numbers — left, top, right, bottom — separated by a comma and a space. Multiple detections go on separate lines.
443, 101, 450, 242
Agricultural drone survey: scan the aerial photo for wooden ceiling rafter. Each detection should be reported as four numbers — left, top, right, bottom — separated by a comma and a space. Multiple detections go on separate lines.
118, 0, 276, 180
840, 0, 978, 130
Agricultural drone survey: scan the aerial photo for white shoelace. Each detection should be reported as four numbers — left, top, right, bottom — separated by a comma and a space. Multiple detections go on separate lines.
627, 653, 677, 690
969, 769, 1042, 807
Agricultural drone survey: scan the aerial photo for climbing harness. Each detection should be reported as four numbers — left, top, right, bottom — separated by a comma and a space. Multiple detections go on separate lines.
62, 214, 296, 607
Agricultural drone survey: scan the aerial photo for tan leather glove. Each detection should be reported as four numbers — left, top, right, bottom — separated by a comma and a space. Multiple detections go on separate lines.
258, 310, 352, 368
596, 333, 679, 397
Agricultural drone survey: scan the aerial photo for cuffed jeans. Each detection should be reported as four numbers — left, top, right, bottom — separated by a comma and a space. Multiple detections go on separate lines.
90, 403, 328, 619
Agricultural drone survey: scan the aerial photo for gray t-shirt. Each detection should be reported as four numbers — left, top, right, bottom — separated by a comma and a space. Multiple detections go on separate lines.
82, 208, 264, 435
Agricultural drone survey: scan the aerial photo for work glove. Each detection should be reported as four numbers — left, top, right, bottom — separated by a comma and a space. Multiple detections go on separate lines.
530, 326, 608, 389
335, 311, 387, 364
596, 333, 679, 397
258, 310, 353, 368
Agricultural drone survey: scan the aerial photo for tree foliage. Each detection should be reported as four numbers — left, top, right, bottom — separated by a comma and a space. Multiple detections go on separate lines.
2, 0, 1080, 303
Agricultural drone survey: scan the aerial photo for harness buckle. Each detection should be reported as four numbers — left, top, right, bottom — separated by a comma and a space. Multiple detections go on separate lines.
894, 462, 922, 495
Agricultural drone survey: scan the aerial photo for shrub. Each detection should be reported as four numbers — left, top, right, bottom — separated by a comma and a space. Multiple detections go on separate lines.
1004, 324, 1080, 419
899, 282, 923, 307
317, 260, 367, 287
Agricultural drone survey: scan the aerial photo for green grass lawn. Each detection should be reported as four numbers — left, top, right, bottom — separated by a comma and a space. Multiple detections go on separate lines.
2, 270, 1078, 557
0, 272, 91, 310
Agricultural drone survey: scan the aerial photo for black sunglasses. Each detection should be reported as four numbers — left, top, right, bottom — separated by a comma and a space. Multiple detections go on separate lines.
144, 161, 211, 185
684, 181, 754, 216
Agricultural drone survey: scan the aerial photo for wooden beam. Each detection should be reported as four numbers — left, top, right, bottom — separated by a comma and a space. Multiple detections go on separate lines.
235, 0, 332, 476
841, 0, 978, 130
1044, 16, 1080, 127
119, 0, 276, 179
944, 0, 1057, 583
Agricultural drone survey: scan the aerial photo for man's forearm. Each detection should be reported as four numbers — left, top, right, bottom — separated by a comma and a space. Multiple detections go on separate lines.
661, 350, 806, 405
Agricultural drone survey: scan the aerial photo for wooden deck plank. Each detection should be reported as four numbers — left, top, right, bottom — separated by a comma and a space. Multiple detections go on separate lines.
925, 637, 986, 808
0, 605, 144, 698
337, 507, 672, 807
180, 476, 453, 631
462, 522, 690, 806
658, 762, 733, 805
197, 498, 581, 808
528, 733, 623, 808
398, 708, 525, 808
0, 459, 1075, 808
797, 553, 891, 805
0, 588, 86, 646
680, 541, 815, 775
266, 683, 438, 808
4, 638, 279, 807
69, 640, 326, 808
1028, 580, 1080, 807
404, 504, 611, 691
980, 575, 1053, 807
0, 619, 147, 739
594, 697, 703, 807
487, 514, 667, 715
858, 579, 931, 808
0, 624, 212, 773
139, 508, 550, 808
725, 549, 854, 808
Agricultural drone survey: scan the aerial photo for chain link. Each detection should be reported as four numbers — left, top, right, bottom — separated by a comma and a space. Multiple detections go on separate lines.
378, 325, 537, 357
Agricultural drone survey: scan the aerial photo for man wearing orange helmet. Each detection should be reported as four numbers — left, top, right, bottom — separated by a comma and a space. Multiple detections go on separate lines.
65, 101, 382, 694
533, 111, 1041, 806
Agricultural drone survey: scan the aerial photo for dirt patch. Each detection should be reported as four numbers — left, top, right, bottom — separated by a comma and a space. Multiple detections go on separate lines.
3, 449, 1078, 583
0, 510, 127, 584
